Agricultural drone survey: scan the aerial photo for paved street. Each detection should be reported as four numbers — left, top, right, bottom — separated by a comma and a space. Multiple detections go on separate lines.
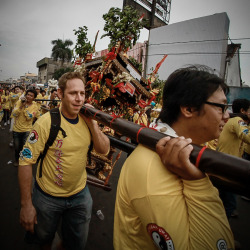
0, 123, 249, 250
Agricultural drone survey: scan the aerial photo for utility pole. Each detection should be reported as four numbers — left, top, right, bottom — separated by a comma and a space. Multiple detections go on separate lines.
150, 0, 157, 29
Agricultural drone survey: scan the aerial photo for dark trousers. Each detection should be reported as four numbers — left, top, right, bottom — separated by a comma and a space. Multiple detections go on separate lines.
13, 131, 29, 163
219, 190, 237, 219
3, 109, 10, 123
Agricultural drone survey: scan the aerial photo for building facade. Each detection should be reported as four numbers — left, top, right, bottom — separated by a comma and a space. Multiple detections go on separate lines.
36, 57, 72, 84
146, 13, 243, 86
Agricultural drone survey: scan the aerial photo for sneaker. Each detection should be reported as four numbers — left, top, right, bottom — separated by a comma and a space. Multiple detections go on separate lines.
241, 196, 250, 201
7, 120, 10, 125
9, 142, 13, 147
4, 122, 7, 126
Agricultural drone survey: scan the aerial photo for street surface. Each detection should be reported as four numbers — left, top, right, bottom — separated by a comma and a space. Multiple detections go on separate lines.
0, 124, 249, 249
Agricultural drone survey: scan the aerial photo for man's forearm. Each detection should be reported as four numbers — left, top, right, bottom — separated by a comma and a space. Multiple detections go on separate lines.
90, 123, 110, 154
18, 165, 33, 207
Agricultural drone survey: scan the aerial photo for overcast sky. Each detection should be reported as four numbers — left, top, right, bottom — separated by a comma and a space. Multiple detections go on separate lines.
0, 0, 249, 85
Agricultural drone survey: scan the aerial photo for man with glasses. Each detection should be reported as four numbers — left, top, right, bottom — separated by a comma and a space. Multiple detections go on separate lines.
114, 66, 234, 249
217, 98, 250, 217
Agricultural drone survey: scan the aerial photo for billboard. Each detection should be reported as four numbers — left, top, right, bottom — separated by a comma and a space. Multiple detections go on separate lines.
123, 0, 171, 28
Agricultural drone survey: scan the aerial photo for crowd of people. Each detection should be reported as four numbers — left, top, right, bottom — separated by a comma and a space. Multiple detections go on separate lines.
0, 84, 60, 166
0, 66, 250, 249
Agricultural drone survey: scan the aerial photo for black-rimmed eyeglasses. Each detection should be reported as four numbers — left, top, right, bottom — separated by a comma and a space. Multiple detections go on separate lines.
204, 101, 231, 114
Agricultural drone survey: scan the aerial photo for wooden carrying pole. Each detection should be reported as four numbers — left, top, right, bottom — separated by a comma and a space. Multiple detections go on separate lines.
80, 105, 250, 197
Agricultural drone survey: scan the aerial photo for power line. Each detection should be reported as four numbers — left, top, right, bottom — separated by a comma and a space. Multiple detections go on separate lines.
149, 37, 250, 46
126, 37, 250, 53
142, 52, 250, 57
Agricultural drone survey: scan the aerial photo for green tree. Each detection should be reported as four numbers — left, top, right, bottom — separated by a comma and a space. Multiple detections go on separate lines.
51, 39, 73, 66
129, 56, 142, 73
101, 6, 148, 52
73, 26, 93, 60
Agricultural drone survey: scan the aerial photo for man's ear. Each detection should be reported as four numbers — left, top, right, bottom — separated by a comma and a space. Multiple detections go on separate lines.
57, 88, 63, 99
240, 108, 246, 114
180, 106, 194, 118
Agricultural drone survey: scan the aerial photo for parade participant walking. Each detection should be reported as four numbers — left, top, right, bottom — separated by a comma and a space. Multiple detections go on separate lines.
217, 98, 250, 218
10, 86, 22, 110
18, 71, 110, 250
12, 89, 40, 167
114, 66, 234, 249
0, 90, 4, 129
35, 86, 43, 111
217, 98, 250, 158
48, 88, 59, 109
9, 86, 23, 146
2, 88, 11, 126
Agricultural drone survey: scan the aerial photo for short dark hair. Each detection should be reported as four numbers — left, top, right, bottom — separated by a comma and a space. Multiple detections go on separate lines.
232, 99, 250, 113
157, 65, 229, 126
41, 89, 46, 94
51, 88, 57, 94
25, 89, 37, 98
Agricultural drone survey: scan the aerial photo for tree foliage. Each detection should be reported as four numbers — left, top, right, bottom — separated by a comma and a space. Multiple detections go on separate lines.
101, 6, 148, 51
129, 56, 142, 73
73, 26, 93, 60
51, 39, 73, 65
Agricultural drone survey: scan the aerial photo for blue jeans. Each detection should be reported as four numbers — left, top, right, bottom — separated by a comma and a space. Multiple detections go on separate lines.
32, 183, 93, 249
13, 131, 29, 163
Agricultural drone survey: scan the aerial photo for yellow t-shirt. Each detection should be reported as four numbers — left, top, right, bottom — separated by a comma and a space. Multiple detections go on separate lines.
12, 100, 40, 132
19, 111, 91, 197
206, 139, 218, 150
243, 125, 250, 154
9, 92, 21, 108
36, 93, 43, 110
217, 117, 250, 157
0, 96, 3, 121
114, 144, 234, 250
1, 94, 10, 110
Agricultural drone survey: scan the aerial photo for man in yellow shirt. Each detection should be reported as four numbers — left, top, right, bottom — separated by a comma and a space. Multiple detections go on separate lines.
9, 85, 22, 110
2, 88, 10, 126
18, 71, 110, 249
12, 89, 40, 167
217, 98, 250, 218
114, 66, 234, 250
35, 86, 43, 111
0, 90, 4, 129
217, 99, 250, 157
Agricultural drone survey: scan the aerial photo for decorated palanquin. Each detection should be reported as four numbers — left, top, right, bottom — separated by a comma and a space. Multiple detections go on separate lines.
75, 49, 164, 190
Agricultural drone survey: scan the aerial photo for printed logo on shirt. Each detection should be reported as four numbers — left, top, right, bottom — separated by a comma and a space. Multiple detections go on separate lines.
28, 130, 39, 144
243, 128, 249, 135
216, 239, 227, 250
147, 223, 174, 250
20, 147, 33, 160
238, 120, 247, 126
